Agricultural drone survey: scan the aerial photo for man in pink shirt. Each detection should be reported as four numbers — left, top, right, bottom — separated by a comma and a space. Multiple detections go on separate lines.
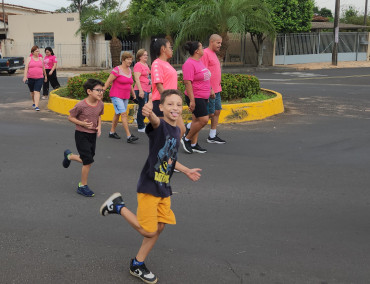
200, 34, 226, 144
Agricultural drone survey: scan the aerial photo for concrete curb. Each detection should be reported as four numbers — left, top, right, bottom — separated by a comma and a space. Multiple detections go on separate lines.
47, 88, 284, 124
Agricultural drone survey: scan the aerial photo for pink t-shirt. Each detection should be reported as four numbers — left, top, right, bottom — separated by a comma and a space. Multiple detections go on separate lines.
200, 48, 222, 93
133, 62, 151, 93
109, 66, 133, 99
151, 58, 178, 101
182, 58, 211, 99
69, 99, 104, 134
44, 55, 57, 70
27, 57, 44, 79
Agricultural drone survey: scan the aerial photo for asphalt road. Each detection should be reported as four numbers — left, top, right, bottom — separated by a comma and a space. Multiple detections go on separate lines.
1, 68, 370, 284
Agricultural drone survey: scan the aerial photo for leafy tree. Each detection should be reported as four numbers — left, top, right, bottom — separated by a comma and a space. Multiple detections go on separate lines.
100, 0, 119, 10
127, 0, 193, 34
176, 0, 273, 60
266, 0, 314, 33
79, 10, 129, 67
313, 6, 333, 18
140, 2, 184, 44
320, 7, 333, 18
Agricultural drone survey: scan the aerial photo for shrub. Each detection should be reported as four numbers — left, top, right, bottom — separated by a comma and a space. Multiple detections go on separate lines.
66, 72, 111, 101
64, 72, 260, 102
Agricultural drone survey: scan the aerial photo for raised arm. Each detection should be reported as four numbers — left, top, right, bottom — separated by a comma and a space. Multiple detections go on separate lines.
141, 96, 160, 128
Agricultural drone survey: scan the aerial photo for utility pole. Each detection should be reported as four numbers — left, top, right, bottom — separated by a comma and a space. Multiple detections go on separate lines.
332, 0, 340, 65
364, 0, 368, 26
2, 0, 6, 38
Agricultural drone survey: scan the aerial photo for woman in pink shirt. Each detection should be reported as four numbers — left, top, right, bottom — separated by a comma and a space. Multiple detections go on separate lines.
42, 47, 61, 100
150, 38, 185, 137
133, 48, 151, 132
23, 45, 47, 111
181, 41, 211, 154
104, 52, 138, 143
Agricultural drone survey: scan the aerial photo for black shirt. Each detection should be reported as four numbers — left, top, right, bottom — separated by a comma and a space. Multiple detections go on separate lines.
137, 119, 180, 197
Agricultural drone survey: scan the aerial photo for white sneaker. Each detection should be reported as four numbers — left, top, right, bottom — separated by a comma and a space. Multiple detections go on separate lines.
138, 127, 146, 133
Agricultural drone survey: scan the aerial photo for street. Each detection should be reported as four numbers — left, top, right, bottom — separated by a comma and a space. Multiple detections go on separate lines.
1, 67, 370, 284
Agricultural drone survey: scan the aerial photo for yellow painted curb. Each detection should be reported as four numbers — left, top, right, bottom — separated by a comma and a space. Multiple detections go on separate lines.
48, 88, 284, 124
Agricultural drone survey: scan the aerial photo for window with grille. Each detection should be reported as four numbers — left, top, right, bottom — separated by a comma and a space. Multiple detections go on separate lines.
34, 33, 54, 48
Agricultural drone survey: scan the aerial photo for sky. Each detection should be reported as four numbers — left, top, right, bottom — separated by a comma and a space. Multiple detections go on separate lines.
4, 0, 129, 12
3, 0, 369, 13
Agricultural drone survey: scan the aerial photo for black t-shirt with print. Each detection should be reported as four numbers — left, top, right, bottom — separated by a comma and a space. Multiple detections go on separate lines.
137, 119, 180, 197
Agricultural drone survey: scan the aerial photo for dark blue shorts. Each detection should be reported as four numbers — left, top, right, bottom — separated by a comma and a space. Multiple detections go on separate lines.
27, 78, 44, 92
208, 92, 222, 114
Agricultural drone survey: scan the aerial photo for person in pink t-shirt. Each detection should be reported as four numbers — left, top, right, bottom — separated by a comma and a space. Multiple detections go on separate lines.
150, 38, 186, 137
199, 34, 226, 144
181, 41, 211, 154
23, 45, 47, 111
133, 48, 151, 132
42, 47, 60, 100
104, 52, 138, 143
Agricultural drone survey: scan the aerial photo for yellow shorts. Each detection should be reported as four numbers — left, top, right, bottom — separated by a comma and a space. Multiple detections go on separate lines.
137, 193, 176, 233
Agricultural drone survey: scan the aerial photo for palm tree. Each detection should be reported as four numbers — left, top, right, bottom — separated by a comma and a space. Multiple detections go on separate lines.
140, 2, 184, 45
79, 10, 129, 67
176, 0, 274, 62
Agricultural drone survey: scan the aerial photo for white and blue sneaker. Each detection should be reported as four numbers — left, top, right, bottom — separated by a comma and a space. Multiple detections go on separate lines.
130, 259, 157, 284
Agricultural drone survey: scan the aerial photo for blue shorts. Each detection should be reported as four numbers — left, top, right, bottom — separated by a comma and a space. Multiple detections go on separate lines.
111, 97, 129, 114
27, 78, 44, 92
207, 92, 222, 114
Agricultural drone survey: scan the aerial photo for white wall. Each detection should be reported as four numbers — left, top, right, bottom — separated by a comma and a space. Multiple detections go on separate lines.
4, 13, 82, 67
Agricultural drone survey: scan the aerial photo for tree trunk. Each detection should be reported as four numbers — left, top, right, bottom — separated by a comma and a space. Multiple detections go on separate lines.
250, 33, 265, 67
110, 36, 122, 67
257, 36, 264, 66
219, 32, 229, 63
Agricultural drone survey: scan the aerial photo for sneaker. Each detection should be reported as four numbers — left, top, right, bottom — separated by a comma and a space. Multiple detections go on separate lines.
35, 107, 40, 111
99, 192, 125, 216
77, 184, 95, 197
184, 123, 190, 137
130, 259, 158, 284
62, 149, 72, 168
192, 143, 207, 153
109, 132, 121, 139
138, 127, 146, 133
207, 134, 226, 144
181, 137, 193, 154
32, 104, 35, 108
41, 96, 48, 100
127, 135, 139, 143
174, 169, 180, 173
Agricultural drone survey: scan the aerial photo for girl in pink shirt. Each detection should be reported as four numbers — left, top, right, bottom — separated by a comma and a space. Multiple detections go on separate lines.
150, 38, 185, 137
104, 52, 138, 143
23, 45, 47, 111
181, 41, 211, 154
42, 47, 61, 100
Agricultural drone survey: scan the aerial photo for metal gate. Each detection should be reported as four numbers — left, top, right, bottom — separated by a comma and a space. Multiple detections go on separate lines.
275, 32, 369, 65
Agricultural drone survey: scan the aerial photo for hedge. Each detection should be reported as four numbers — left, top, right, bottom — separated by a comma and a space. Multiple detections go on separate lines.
65, 71, 260, 102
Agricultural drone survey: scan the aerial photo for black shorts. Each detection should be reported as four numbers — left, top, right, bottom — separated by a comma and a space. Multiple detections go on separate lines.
27, 78, 44, 92
152, 100, 164, 117
185, 96, 209, 118
75, 130, 97, 165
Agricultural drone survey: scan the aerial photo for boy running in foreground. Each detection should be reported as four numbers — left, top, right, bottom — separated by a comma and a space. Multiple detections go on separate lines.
100, 89, 201, 283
